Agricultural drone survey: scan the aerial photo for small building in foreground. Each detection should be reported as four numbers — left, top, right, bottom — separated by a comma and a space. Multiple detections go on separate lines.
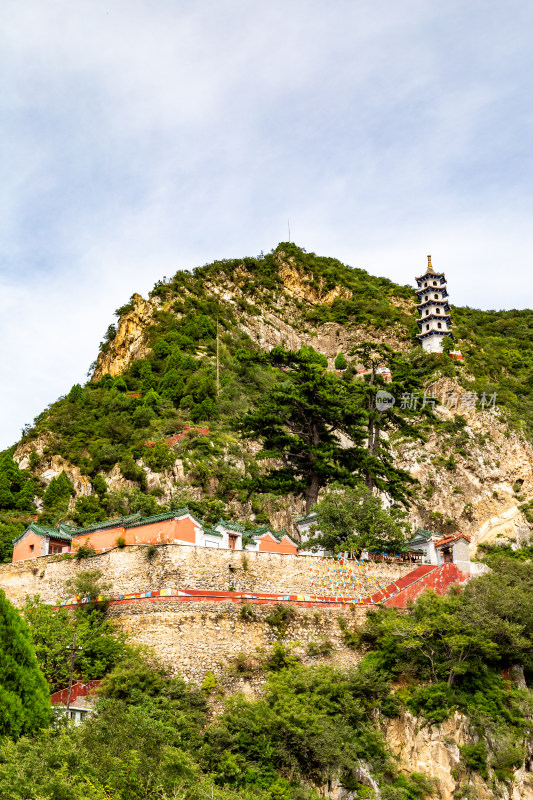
434, 533, 472, 573
294, 513, 331, 557
405, 528, 472, 572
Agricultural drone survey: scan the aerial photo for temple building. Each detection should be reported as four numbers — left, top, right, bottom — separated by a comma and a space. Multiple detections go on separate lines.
415, 255, 453, 353
11, 509, 300, 562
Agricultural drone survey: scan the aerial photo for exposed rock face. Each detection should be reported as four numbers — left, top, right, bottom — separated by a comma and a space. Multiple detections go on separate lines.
277, 262, 353, 305
23, 255, 529, 550
92, 293, 155, 379
396, 377, 533, 551
384, 710, 533, 799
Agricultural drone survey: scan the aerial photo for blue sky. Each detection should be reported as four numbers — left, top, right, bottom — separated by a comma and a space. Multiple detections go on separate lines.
1, 0, 532, 449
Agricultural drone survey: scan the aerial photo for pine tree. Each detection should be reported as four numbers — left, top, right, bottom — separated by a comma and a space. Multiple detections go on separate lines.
239, 346, 368, 513
67, 383, 84, 403
42, 471, 75, 509
334, 352, 347, 370
0, 473, 15, 510
0, 590, 50, 738
159, 368, 185, 404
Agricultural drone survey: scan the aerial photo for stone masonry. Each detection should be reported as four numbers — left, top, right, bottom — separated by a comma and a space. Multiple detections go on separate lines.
0, 545, 413, 685
0, 544, 414, 608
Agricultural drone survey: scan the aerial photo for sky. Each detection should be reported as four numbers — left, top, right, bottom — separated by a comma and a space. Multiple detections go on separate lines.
1, 0, 533, 449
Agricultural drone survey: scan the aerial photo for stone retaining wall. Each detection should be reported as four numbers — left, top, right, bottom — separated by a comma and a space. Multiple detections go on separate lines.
109, 598, 369, 685
0, 546, 413, 686
0, 544, 414, 608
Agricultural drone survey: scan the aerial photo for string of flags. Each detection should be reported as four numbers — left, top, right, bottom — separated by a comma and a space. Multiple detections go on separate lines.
308, 556, 394, 603
49, 557, 399, 608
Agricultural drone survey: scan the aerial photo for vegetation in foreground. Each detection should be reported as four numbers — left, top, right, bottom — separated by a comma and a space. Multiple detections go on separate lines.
1, 558, 533, 797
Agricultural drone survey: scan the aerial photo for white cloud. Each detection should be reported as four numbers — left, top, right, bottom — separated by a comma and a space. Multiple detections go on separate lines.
1, 0, 533, 447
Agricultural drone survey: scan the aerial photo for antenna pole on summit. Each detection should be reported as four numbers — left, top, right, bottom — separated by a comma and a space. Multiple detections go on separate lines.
288, 219, 291, 242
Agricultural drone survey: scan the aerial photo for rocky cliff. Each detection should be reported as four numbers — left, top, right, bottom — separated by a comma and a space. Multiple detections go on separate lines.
385, 710, 533, 799
13, 246, 533, 552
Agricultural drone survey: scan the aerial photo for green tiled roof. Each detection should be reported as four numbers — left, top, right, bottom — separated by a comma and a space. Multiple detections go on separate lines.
14, 506, 300, 551
203, 528, 223, 538
126, 510, 181, 529
68, 507, 204, 536
295, 513, 317, 524
408, 528, 435, 543
216, 518, 245, 532
67, 513, 143, 535
13, 523, 73, 545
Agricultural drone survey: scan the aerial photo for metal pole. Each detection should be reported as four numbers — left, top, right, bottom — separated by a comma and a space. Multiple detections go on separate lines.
65, 631, 77, 714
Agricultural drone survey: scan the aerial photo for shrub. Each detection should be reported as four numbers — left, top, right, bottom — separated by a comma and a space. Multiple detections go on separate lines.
142, 441, 176, 472
231, 652, 258, 675
64, 569, 111, 600
338, 616, 362, 649
116, 536, 126, 549
334, 352, 347, 370
263, 642, 300, 672
239, 603, 255, 621
265, 604, 296, 639
145, 544, 158, 562
307, 638, 334, 657
74, 543, 96, 560
459, 742, 489, 779
405, 683, 455, 725
201, 671, 218, 694
119, 458, 148, 490
29, 450, 41, 470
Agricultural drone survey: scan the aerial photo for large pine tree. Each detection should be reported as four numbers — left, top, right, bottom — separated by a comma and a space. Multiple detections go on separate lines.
239, 345, 418, 512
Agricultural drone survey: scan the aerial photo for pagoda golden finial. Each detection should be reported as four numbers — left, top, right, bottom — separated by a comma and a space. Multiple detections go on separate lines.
427, 254, 434, 274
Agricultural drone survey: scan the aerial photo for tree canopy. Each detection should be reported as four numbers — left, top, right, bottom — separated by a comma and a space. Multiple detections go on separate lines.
0, 589, 50, 738
238, 345, 417, 512
307, 484, 410, 555
238, 346, 369, 512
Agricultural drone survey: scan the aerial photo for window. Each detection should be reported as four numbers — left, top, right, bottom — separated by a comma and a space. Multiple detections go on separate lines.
434, 294, 438, 299
436, 308, 440, 313
424, 295, 428, 301
433, 281, 437, 285
425, 324, 429, 330
29, 544, 34, 553
424, 282, 427, 287
425, 310, 429, 315
437, 323, 442, 329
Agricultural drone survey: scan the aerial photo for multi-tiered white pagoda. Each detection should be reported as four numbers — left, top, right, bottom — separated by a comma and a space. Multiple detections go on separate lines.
415, 255, 453, 353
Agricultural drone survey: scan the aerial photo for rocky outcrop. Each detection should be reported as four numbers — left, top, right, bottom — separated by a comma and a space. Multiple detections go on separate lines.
277, 262, 353, 305
396, 377, 533, 551
21, 255, 530, 551
384, 710, 533, 799
92, 294, 155, 379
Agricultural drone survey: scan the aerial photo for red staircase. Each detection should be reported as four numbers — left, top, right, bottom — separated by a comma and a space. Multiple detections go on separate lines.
360, 564, 470, 608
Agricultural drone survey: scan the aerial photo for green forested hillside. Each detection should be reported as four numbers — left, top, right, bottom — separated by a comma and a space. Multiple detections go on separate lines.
1, 243, 532, 556
453, 306, 533, 437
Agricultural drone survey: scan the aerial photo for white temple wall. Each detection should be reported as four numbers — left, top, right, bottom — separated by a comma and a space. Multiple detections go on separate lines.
422, 336, 444, 353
